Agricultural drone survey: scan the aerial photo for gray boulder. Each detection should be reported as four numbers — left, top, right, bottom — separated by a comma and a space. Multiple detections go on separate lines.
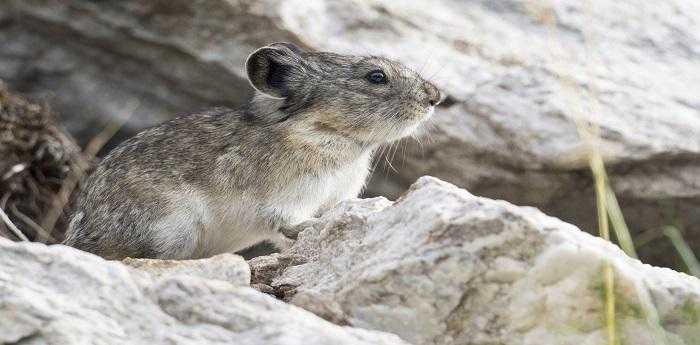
252, 177, 700, 345
2, 176, 699, 345
123, 254, 251, 284
0, 238, 409, 345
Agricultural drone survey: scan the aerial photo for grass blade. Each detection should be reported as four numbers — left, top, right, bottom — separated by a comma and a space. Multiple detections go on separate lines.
605, 185, 638, 259
664, 226, 700, 278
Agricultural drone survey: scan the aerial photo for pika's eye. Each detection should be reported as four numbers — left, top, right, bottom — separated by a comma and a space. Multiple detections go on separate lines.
366, 70, 388, 84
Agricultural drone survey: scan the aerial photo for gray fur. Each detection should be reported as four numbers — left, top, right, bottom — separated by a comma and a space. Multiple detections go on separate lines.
63, 43, 441, 260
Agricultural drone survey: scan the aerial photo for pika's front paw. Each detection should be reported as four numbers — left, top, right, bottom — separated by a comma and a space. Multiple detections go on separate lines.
270, 233, 295, 252
279, 226, 301, 240
279, 219, 317, 240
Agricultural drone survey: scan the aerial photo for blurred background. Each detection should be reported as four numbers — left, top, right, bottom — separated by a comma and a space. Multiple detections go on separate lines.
0, 0, 698, 272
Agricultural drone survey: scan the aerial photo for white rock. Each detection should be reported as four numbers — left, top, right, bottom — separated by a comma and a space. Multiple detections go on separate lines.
0, 239, 409, 345
270, 176, 700, 345
123, 254, 250, 284
270, 0, 700, 267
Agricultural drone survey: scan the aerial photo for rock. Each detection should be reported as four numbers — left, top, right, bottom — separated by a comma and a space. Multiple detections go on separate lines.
2, 0, 700, 267
3, 175, 699, 345
123, 254, 250, 285
249, 253, 282, 286
268, 0, 700, 269
0, 0, 282, 148
262, 176, 700, 345
0, 238, 410, 345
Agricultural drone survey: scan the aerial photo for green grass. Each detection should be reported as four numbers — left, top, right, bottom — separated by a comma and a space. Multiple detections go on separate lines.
588, 152, 619, 345
664, 225, 700, 278
524, 1, 695, 343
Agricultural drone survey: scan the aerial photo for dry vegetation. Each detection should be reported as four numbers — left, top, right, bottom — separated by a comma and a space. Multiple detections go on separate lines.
0, 81, 87, 243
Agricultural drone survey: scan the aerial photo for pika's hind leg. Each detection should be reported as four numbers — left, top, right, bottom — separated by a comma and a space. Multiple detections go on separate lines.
149, 211, 204, 259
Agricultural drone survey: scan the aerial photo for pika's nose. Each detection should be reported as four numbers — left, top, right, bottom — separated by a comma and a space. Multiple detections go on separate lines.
423, 81, 441, 107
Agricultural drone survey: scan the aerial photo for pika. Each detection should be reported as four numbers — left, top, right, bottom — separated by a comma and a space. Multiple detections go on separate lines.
63, 43, 441, 260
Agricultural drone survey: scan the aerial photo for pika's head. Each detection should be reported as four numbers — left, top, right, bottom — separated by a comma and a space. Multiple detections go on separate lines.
245, 42, 441, 145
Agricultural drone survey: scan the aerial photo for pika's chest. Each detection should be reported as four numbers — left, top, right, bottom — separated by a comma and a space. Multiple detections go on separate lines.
268, 153, 372, 224
199, 151, 373, 255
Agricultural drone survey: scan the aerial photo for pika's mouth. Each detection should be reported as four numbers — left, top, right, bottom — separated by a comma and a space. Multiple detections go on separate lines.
424, 106, 436, 119
411, 105, 435, 123
392, 106, 433, 139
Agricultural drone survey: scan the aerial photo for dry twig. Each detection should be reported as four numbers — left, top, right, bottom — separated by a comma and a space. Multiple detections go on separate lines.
0, 205, 28, 241
10, 203, 55, 243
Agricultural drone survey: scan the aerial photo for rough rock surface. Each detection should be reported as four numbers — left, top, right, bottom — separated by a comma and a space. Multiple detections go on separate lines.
2, 0, 699, 266
2, 175, 700, 345
123, 254, 250, 285
0, 238, 409, 345
249, 177, 700, 345
0, 0, 279, 148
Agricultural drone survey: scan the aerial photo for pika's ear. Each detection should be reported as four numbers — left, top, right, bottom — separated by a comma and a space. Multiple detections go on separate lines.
245, 43, 303, 98
268, 42, 304, 55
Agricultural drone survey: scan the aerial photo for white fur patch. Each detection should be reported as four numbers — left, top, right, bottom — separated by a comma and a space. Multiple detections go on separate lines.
151, 151, 372, 258
151, 188, 210, 258
267, 150, 372, 225
214, 152, 371, 255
